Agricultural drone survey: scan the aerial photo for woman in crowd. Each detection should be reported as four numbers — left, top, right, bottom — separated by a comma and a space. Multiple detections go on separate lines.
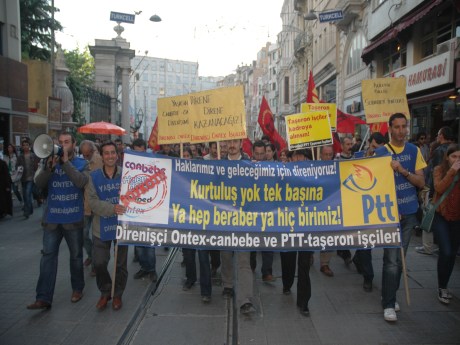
3, 144, 23, 204
278, 148, 289, 163
432, 144, 460, 304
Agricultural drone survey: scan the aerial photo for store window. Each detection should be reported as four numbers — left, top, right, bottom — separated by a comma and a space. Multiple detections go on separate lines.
347, 32, 366, 75
382, 40, 406, 75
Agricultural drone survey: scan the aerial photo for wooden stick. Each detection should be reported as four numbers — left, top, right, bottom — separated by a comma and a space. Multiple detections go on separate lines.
111, 241, 119, 298
401, 246, 411, 306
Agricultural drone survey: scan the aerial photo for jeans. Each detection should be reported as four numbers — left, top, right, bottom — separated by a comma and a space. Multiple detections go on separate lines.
12, 182, 22, 202
250, 251, 274, 276
83, 215, 93, 260
183, 248, 212, 296
433, 213, 460, 289
22, 180, 34, 216
35, 225, 84, 304
136, 246, 156, 272
381, 213, 418, 309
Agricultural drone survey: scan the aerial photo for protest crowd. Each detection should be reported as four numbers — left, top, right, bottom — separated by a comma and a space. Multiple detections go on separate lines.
1, 113, 459, 324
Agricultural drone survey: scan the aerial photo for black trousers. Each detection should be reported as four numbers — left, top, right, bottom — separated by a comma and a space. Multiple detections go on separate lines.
280, 251, 312, 308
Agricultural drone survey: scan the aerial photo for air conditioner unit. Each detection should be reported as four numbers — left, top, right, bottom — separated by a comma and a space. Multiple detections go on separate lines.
437, 37, 460, 55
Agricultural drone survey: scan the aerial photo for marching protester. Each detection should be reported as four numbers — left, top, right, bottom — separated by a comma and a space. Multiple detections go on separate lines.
220, 138, 255, 315
27, 132, 88, 310
382, 113, 426, 322
79, 140, 103, 275
17, 138, 39, 219
88, 141, 127, 310
181, 147, 212, 303
432, 144, 460, 305
131, 139, 158, 282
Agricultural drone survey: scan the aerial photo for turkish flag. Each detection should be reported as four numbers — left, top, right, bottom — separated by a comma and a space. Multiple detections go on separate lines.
306, 70, 320, 103
369, 122, 388, 135
148, 118, 160, 151
337, 109, 366, 134
258, 96, 287, 151
242, 138, 253, 158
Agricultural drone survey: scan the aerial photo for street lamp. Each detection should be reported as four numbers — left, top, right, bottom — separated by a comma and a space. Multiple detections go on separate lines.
150, 14, 162, 22
304, 10, 318, 21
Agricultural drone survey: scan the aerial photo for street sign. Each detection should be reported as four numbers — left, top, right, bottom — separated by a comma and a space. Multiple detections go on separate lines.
318, 10, 343, 23
110, 11, 135, 24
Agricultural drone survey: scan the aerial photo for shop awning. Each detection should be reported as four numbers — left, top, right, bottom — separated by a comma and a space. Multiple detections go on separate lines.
361, 0, 444, 64
408, 89, 455, 105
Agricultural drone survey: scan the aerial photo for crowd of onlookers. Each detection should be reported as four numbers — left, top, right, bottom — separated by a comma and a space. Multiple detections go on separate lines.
0, 118, 458, 322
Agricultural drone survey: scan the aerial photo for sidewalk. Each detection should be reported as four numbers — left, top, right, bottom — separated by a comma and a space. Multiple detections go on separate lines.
0, 199, 459, 345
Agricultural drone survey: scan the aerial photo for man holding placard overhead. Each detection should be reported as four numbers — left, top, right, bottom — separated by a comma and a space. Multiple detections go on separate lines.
382, 113, 426, 322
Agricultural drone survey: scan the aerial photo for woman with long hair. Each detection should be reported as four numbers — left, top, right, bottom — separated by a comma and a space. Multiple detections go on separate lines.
432, 143, 460, 304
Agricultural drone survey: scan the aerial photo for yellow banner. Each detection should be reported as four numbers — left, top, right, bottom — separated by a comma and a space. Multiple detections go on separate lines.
157, 95, 191, 144
285, 111, 332, 150
301, 103, 337, 132
340, 156, 399, 226
362, 77, 410, 124
188, 85, 246, 143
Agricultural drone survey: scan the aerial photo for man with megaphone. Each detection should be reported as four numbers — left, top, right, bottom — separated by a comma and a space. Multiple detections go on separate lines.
27, 132, 89, 310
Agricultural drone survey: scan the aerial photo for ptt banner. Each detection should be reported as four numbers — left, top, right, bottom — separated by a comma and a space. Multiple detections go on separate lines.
117, 152, 401, 251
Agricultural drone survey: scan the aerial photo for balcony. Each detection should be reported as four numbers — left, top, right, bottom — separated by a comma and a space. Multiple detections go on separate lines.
336, 0, 364, 32
294, 33, 309, 58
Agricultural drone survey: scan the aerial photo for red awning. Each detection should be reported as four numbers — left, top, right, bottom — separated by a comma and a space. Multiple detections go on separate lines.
361, 0, 444, 64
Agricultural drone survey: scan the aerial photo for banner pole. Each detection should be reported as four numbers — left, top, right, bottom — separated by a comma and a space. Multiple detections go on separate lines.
180, 142, 183, 158
111, 241, 119, 298
401, 246, 411, 306
217, 141, 221, 160
359, 126, 370, 152
311, 147, 316, 160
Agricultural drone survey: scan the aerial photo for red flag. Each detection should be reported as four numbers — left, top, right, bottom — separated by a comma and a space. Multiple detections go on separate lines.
242, 138, 253, 158
369, 122, 388, 135
258, 96, 287, 151
306, 70, 320, 103
148, 118, 160, 151
336, 109, 366, 134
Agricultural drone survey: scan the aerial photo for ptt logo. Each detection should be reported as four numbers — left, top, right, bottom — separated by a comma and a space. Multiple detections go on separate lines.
342, 164, 377, 192
342, 164, 396, 224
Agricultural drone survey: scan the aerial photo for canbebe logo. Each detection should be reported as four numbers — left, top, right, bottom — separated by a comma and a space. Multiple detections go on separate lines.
340, 158, 398, 226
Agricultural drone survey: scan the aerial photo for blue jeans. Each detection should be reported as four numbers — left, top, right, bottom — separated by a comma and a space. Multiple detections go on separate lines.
22, 181, 34, 216
136, 246, 156, 272
12, 182, 22, 202
35, 225, 84, 304
83, 215, 93, 260
433, 213, 460, 289
381, 213, 418, 309
183, 248, 212, 296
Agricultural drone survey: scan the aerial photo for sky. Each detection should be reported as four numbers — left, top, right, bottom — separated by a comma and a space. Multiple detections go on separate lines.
54, 0, 284, 77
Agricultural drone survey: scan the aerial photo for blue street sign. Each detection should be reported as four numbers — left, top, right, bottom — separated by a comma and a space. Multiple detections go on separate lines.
110, 11, 135, 24
318, 10, 343, 23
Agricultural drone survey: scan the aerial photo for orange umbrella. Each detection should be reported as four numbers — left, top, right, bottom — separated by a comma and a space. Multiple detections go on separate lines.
77, 121, 126, 135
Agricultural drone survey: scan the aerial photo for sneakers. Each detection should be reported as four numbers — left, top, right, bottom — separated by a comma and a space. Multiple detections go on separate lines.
383, 308, 397, 322
394, 302, 400, 312
415, 246, 433, 255
240, 302, 255, 315
201, 296, 211, 303
222, 287, 234, 299
133, 269, 149, 279
438, 288, 450, 305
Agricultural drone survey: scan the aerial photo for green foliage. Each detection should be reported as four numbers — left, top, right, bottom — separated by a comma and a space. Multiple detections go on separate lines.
64, 46, 95, 125
20, 0, 63, 60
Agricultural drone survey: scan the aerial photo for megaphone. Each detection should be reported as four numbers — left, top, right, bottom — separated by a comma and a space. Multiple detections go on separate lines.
33, 134, 63, 159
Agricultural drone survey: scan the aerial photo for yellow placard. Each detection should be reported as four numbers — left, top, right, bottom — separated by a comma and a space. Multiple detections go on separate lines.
188, 85, 246, 143
301, 103, 337, 132
157, 95, 190, 144
285, 111, 332, 150
362, 77, 410, 124
340, 156, 399, 227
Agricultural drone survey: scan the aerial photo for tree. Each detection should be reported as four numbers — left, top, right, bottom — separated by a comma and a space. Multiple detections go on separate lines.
64, 46, 95, 125
20, 0, 62, 60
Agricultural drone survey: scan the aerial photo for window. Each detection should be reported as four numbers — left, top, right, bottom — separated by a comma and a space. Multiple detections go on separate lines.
382, 41, 406, 75
176, 63, 181, 72
151, 61, 157, 71
184, 64, 189, 73
284, 76, 289, 104
421, 7, 456, 58
347, 32, 366, 75
167, 62, 173, 72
